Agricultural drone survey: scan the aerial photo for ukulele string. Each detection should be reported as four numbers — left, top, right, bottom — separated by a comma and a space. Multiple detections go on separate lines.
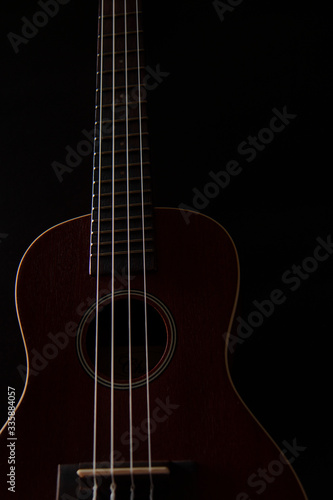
135, 0, 154, 497
92, 1, 105, 498
110, 0, 116, 498
124, 1, 135, 497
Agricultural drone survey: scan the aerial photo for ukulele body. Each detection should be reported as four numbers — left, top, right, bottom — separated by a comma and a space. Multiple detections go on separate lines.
0, 208, 307, 499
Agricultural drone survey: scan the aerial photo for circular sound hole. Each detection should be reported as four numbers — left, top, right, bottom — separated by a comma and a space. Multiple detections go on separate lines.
85, 297, 168, 384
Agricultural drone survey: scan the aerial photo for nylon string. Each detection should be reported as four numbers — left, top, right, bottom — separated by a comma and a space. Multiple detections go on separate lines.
93, 2, 153, 499
110, 0, 116, 498
92, 0, 105, 498
135, 1, 154, 497
124, 2, 135, 498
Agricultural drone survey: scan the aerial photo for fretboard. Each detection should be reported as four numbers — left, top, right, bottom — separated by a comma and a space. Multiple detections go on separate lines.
90, 0, 155, 277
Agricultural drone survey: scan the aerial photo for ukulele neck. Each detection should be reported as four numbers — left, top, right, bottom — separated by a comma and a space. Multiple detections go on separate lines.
90, 0, 155, 277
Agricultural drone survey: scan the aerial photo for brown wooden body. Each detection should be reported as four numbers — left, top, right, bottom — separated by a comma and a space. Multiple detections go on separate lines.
0, 208, 307, 499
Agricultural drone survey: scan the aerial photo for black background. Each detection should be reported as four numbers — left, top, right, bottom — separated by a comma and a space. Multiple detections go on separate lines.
0, 1, 332, 498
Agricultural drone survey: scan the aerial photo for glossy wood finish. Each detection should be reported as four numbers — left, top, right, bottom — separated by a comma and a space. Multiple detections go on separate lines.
0, 209, 307, 499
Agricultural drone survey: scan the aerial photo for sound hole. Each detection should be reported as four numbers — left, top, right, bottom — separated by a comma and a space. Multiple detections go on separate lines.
84, 296, 168, 386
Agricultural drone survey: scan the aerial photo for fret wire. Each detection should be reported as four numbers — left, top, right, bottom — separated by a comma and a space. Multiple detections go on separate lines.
96, 101, 147, 109
96, 131, 149, 139
99, 12, 142, 19
95, 147, 149, 154
97, 66, 145, 75
92, 214, 151, 222
94, 189, 150, 197
91, 249, 154, 257
94, 162, 150, 170
95, 226, 153, 235
99, 30, 143, 38
95, 118, 148, 127
98, 49, 144, 57
91, 0, 154, 276
93, 202, 151, 210
93, 176, 150, 184
93, 191, 151, 201
95, 116, 148, 123
91, 237, 153, 247
97, 83, 146, 92
94, 175, 151, 181
93, 161, 150, 169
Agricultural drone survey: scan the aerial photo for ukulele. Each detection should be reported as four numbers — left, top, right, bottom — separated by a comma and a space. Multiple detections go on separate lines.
0, 1, 308, 499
